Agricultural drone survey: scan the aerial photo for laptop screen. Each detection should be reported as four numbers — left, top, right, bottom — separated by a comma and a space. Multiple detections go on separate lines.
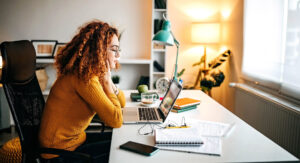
158, 80, 182, 120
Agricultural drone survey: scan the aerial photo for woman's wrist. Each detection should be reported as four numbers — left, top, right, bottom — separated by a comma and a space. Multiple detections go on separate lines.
103, 81, 114, 94
112, 83, 119, 95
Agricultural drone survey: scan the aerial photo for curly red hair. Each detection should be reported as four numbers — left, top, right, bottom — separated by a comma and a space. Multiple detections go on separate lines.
55, 20, 119, 83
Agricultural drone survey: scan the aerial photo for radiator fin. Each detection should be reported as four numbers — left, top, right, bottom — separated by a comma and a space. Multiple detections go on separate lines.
235, 89, 300, 158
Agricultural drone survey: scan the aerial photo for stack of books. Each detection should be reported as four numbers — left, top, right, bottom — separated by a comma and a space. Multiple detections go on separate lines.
172, 98, 201, 113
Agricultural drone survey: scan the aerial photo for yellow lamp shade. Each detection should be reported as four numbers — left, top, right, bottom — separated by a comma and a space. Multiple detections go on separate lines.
191, 23, 220, 44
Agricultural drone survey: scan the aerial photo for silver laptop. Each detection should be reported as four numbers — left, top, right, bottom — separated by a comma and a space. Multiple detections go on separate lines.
123, 79, 182, 124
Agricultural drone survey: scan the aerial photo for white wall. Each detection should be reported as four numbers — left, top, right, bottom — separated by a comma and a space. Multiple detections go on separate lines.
168, 0, 244, 112
211, 0, 244, 112
0, 0, 245, 106
0, 0, 153, 90
0, 0, 152, 60
167, 0, 224, 84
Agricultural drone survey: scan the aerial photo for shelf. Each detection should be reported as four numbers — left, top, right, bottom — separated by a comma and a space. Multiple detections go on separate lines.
119, 59, 151, 64
36, 58, 151, 65
153, 49, 166, 52
151, 0, 168, 90
153, 72, 165, 75
154, 9, 167, 12
36, 58, 54, 64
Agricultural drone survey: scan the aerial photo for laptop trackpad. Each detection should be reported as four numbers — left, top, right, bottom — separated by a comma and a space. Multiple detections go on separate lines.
123, 108, 139, 123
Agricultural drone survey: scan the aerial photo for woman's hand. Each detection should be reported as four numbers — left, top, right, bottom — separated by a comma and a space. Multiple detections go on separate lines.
102, 60, 114, 95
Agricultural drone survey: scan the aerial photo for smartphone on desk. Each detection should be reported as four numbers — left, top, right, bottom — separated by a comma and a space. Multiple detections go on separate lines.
120, 141, 159, 156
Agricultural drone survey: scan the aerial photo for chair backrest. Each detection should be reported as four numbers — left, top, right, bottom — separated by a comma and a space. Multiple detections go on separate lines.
0, 40, 45, 163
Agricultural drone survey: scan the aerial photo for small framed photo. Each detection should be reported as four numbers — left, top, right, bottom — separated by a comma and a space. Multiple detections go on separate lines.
31, 40, 57, 58
52, 43, 67, 57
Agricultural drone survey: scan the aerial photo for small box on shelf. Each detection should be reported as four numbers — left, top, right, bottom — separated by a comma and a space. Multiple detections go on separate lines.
153, 43, 165, 50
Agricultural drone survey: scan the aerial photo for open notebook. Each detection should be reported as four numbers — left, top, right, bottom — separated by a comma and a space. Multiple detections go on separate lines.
155, 128, 203, 146
157, 137, 221, 156
155, 127, 221, 156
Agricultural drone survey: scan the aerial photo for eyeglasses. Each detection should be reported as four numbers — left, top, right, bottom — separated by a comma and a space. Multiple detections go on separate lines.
108, 47, 121, 58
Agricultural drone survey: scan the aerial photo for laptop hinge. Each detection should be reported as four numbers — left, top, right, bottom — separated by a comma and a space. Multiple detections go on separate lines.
157, 108, 165, 120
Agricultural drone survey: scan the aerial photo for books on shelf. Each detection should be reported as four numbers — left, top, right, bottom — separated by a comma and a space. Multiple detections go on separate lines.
155, 0, 166, 9
154, 19, 164, 34
155, 128, 203, 146
173, 98, 201, 109
153, 60, 164, 72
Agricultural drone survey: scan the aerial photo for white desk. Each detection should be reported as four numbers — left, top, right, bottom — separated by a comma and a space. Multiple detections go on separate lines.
109, 90, 298, 162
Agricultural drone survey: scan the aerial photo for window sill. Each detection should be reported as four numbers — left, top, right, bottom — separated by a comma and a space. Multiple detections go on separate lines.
230, 83, 300, 114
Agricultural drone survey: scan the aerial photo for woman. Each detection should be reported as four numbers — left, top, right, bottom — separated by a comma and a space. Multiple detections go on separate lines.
39, 20, 125, 162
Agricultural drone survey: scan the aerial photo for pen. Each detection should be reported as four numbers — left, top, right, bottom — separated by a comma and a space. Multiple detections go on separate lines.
165, 126, 190, 129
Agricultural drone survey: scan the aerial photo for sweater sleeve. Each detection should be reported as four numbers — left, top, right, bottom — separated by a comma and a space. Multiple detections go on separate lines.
75, 77, 123, 128
117, 89, 126, 108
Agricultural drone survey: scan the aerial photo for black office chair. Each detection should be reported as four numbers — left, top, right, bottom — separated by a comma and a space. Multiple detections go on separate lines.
0, 40, 100, 163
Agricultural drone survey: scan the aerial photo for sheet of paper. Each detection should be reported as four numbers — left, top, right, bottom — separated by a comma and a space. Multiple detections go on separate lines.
166, 116, 234, 137
191, 120, 234, 137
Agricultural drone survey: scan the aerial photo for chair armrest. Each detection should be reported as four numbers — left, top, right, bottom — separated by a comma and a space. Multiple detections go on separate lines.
39, 147, 92, 163
90, 119, 105, 133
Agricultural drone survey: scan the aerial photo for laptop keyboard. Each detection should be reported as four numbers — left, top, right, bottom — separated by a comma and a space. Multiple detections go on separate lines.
138, 107, 158, 120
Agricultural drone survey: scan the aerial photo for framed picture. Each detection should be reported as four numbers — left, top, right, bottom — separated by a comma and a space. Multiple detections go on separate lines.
31, 40, 57, 58
52, 43, 66, 57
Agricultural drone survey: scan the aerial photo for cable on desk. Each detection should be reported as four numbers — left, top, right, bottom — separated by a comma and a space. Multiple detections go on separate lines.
137, 116, 188, 135
137, 122, 153, 135
181, 116, 187, 127
138, 121, 164, 136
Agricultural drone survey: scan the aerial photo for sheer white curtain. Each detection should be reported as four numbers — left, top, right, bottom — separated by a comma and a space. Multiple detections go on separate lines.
281, 0, 300, 99
243, 0, 300, 100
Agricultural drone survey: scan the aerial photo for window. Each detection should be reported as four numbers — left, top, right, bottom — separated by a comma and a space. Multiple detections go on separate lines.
243, 0, 300, 100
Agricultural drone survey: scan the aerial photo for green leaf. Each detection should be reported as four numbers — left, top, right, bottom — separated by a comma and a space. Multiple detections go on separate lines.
201, 86, 211, 92
177, 68, 185, 77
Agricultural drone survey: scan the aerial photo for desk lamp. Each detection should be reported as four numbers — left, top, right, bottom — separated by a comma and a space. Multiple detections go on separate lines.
152, 15, 180, 82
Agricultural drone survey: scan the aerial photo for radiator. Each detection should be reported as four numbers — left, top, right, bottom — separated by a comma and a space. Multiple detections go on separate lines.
231, 83, 300, 158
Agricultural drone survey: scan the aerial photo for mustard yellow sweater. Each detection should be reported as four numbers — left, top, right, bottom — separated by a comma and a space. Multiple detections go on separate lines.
39, 74, 125, 157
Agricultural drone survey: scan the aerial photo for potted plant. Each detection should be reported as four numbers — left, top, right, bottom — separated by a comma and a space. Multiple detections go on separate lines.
112, 75, 120, 88
192, 50, 231, 96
